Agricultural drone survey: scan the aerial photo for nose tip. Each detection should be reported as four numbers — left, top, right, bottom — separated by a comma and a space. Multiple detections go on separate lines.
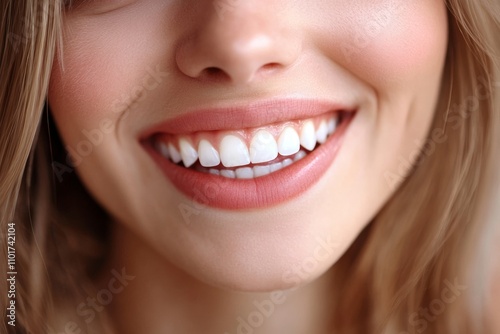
175, 8, 301, 84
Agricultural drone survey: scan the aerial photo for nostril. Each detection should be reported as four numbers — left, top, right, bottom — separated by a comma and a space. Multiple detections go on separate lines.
197, 63, 283, 83
199, 67, 231, 82
262, 63, 281, 70
205, 67, 223, 75
259, 62, 283, 76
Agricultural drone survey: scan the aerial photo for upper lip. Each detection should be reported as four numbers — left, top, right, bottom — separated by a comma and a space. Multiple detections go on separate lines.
139, 98, 356, 138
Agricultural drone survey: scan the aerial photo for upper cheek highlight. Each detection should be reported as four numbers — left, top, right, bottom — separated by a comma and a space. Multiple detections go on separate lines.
341, 4, 448, 87
49, 58, 111, 121
48, 40, 146, 130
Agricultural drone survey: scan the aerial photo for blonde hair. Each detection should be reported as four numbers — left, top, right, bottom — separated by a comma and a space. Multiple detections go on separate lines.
334, 1, 500, 332
1, 1, 61, 332
0, 0, 498, 333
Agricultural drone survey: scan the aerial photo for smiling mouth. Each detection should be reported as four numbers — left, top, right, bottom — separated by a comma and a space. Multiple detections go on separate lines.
140, 99, 356, 210
148, 111, 347, 179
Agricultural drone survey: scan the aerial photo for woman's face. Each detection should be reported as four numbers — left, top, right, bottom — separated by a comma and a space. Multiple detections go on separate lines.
49, 0, 448, 290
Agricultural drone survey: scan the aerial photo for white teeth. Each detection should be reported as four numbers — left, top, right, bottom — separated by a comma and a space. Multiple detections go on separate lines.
282, 158, 293, 167
327, 117, 337, 135
220, 169, 236, 178
316, 121, 328, 144
253, 165, 271, 177
278, 127, 300, 156
235, 167, 254, 179
209, 169, 220, 175
179, 138, 198, 167
250, 130, 278, 164
300, 121, 317, 151
294, 150, 307, 161
198, 139, 221, 167
168, 143, 182, 164
220, 135, 251, 167
269, 162, 283, 173
156, 141, 170, 159
205, 149, 308, 179
158, 113, 343, 171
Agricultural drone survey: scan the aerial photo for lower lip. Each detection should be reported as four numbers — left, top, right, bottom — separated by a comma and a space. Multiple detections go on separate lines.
143, 115, 353, 210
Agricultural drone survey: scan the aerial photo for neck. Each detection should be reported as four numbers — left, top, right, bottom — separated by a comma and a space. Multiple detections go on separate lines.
100, 222, 337, 334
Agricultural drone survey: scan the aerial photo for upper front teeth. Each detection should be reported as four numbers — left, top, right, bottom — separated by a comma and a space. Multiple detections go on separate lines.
299, 121, 316, 151
278, 127, 301, 156
220, 135, 251, 167
250, 130, 278, 164
155, 114, 340, 169
179, 138, 198, 167
198, 139, 220, 167
316, 121, 328, 144
168, 142, 182, 164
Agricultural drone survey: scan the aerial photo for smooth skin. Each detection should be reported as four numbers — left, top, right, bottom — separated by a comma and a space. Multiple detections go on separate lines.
49, 1, 449, 333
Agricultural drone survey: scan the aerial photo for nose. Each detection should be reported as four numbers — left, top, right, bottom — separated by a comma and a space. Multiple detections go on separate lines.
176, 3, 301, 84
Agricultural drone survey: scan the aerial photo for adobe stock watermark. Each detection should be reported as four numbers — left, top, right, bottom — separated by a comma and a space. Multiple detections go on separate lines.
52, 65, 168, 183
223, 236, 340, 334
178, 173, 232, 224
47, 267, 135, 334
384, 76, 498, 190
341, 0, 405, 63
7, 2, 57, 54
213, 0, 243, 20
399, 277, 467, 334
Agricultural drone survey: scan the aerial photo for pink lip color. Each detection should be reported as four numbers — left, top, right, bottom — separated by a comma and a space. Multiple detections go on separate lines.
140, 99, 354, 210
138, 99, 355, 137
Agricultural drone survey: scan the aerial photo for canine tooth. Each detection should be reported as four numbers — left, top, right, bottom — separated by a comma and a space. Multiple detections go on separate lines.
300, 121, 316, 151
278, 127, 300, 156
220, 135, 251, 167
250, 130, 278, 164
253, 165, 271, 177
179, 138, 198, 167
327, 117, 337, 135
269, 162, 283, 173
168, 143, 182, 164
294, 150, 307, 161
156, 141, 170, 159
220, 169, 236, 178
209, 169, 220, 175
198, 139, 220, 167
235, 167, 254, 179
282, 158, 293, 167
316, 121, 328, 144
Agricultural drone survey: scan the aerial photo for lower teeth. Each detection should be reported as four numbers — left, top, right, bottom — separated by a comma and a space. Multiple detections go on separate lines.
192, 149, 309, 179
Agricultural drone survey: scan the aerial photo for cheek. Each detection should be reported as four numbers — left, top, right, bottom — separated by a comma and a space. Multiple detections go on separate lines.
49, 44, 125, 140
48, 15, 162, 138
320, 1, 448, 88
